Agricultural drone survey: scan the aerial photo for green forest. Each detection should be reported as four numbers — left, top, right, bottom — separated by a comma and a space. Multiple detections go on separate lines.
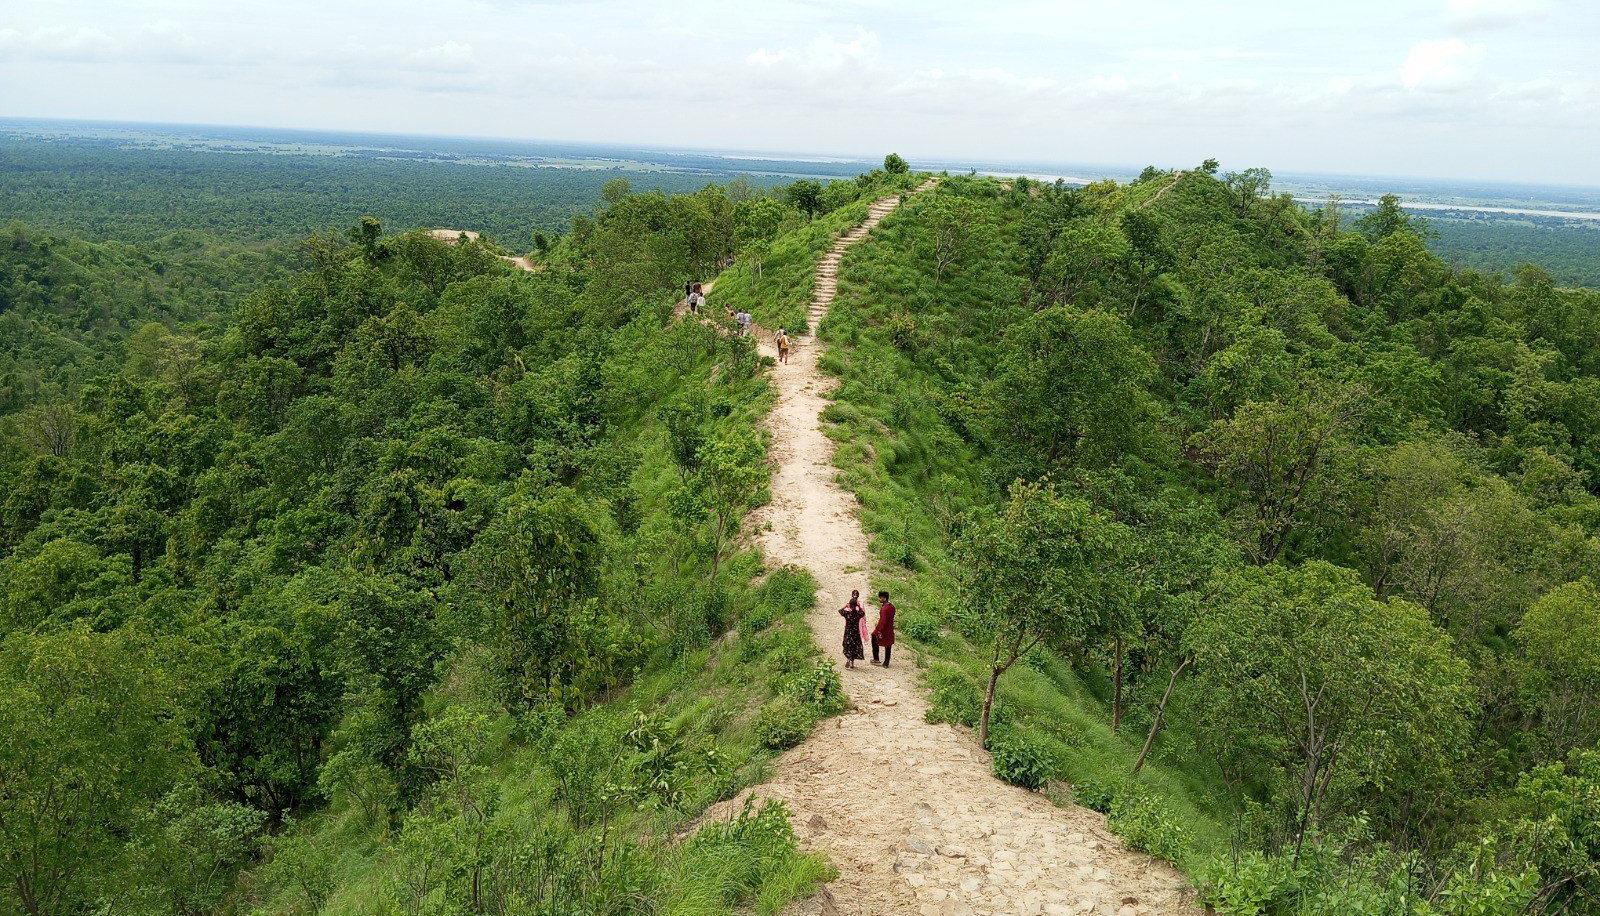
3, 144, 1600, 916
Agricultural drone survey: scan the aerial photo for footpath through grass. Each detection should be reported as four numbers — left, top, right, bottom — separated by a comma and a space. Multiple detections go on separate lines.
814, 177, 1233, 874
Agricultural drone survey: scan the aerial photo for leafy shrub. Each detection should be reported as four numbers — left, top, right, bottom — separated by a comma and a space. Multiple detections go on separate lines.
777, 660, 847, 716
1108, 784, 1189, 864
900, 612, 940, 643
753, 695, 817, 750
923, 664, 985, 728
885, 310, 919, 350
1196, 852, 1284, 916
1072, 777, 1118, 814
738, 603, 775, 638
757, 566, 817, 618
768, 632, 815, 675
990, 730, 1055, 790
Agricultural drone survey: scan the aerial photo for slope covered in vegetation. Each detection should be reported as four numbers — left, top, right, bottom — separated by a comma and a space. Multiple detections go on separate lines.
818, 170, 1600, 914
0, 168, 920, 916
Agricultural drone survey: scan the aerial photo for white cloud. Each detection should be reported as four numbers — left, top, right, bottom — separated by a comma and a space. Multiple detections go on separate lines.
1400, 38, 1483, 89
747, 29, 880, 72
406, 40, 476, 73
1445, 0, 1550, 31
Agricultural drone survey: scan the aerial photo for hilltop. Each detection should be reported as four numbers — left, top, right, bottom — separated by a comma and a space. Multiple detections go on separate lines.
3, 155, 1600, 916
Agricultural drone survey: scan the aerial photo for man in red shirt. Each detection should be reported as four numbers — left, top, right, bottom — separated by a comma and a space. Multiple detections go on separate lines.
871, 590, 896, 667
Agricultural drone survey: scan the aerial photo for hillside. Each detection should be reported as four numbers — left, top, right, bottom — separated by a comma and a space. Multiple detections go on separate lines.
2, 157, 1599, 916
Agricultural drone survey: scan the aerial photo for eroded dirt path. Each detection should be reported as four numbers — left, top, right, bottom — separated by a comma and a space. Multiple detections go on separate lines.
722, 185, 1198, 916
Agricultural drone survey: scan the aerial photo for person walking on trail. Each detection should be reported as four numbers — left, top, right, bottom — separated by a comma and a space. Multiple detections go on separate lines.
871, 590, 896, 667
839, 590, 866, 669
776, 328, 790, 364
736, 311, 753, 336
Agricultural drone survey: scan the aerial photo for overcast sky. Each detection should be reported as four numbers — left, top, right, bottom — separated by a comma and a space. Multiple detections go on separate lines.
1, 0, 1595, 184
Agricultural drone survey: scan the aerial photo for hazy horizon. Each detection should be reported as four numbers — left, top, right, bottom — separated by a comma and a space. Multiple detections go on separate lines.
7, 114, 1600, 196
2, 0, 1596, 187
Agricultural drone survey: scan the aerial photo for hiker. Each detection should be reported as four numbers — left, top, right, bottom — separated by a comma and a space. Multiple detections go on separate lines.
776, 328, 790, 364
737, 311, 753, 336
688, 291, 701, 315
839, 590, 866, 668
871, 590, 896, 667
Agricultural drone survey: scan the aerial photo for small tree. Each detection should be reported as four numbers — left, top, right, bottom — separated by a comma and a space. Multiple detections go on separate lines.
785, 180, 824, 218
955, 482, 1130, 746
921, 194, 979, 285
1517, 579, 1600, 754
695, 429, 765, 579
1185, 561, 1470, 856
883, 153, 910, 175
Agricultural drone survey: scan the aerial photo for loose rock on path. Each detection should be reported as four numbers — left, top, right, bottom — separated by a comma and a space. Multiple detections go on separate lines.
715, 183, 1199, 916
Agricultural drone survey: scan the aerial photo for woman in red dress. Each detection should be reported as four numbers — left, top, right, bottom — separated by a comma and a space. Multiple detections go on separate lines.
839, 590, 866, 669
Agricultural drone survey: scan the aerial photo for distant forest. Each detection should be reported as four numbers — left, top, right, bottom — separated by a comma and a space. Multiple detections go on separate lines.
1429, 218, 1600, 289
3, 134, 1596, 288
0, 136, 771, 246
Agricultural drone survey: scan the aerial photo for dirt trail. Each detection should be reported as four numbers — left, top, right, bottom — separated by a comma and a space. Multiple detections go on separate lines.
428, 228, 539, 271
717, 185, 1198, 916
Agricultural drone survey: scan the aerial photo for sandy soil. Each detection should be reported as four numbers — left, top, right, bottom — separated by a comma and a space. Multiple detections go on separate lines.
428, 228, 539, 272
707, 184, 1200, 916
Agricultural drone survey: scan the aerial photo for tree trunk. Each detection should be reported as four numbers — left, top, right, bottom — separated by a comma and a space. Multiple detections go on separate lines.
979, 665, 1002, 748
1112, 636, 1124, 732
1133, 657, 1190, 775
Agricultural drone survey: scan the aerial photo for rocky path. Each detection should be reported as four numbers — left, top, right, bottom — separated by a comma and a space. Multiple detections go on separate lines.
720, 184, 1198, 916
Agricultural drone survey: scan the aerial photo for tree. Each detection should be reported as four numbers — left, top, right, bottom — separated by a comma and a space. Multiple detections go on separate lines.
349, 216, 382, 261
335, 573, 445, 776
1195, 386, 1364, 563
987, 307, 1164, 481
1223, 167, 1272, 216
922, 194, 981, 285
1355, 193, 1431, 241
695, 429, 765, 579
785, 180, 824, 218
954, 482, 1131, 745
0, 626, 193, 916
600, 177, 632, 205
883, 153, 909, 175
1516, 579, 1600, 754
1185, 562, 1471, 856
463, 485, 605, 713
1038, 221, 1132, 307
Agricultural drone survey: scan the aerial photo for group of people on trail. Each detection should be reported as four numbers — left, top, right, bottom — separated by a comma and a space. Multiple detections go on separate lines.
682, 279, 791, 364
684, 281, 707, 315
838, 589, 896, 669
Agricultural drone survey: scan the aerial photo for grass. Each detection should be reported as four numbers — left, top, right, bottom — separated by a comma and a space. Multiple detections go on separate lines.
814, 175, 1234, 874
244, 562, 839, 916
710, 172, 928, 335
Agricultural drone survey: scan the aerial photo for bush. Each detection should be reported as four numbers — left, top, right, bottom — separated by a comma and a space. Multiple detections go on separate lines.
1196, 852, 1283, 916
753, 695, 817, 750
990, 730, 1055, 790
757, 566, 817, 618
1108, 784, 1189, 864
738, 603, 775, 638
777, 660, 847, 716
885, 311, 918, 350
900, 612, 939, 643
1072, 777, 1118, 814
924, 664, 984, 728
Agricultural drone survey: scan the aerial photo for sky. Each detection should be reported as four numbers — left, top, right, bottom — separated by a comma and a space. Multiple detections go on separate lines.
1, 0, 1596, 185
